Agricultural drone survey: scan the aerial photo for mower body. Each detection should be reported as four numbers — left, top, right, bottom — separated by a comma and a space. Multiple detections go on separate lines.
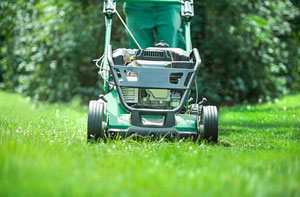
87, 0, 218, 142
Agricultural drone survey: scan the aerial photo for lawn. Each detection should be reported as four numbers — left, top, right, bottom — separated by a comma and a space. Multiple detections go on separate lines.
0, 91, 299, 196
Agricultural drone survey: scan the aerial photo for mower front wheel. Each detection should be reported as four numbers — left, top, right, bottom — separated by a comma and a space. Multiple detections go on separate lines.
87, 100, 106, 142
202, 105, 218, 143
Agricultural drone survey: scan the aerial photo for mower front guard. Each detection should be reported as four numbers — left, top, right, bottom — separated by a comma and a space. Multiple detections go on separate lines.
107, 45, 201, 115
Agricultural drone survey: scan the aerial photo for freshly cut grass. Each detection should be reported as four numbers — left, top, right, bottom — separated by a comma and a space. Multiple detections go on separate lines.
0, 91, 299, 196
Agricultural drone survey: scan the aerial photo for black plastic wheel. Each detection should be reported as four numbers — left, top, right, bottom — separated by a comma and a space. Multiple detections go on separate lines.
202, 105, 218, 143
87, 100, 105, 142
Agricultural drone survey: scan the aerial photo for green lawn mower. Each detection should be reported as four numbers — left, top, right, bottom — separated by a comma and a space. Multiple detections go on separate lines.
88, 0, 218, 142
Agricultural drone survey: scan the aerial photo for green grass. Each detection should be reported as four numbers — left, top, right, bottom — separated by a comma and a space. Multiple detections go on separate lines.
0, 91, 299, 196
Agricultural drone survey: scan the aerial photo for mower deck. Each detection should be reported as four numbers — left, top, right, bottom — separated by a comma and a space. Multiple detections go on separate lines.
105, 90, 198, 140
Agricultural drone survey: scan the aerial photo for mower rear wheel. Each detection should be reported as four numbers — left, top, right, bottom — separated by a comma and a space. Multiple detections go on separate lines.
202, 105, 218, 143
87, 100, 105, 142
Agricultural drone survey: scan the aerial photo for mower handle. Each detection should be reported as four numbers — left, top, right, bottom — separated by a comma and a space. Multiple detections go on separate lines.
115, 0, 181, 4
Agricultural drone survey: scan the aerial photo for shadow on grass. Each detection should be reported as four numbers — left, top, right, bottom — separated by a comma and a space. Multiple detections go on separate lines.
219, 128, 243, 136
222, 106, 300, 113
219, 119, 300, 143
221, 119, 300, 130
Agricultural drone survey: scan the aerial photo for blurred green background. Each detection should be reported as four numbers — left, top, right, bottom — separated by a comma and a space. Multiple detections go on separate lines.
0, 0, 299, 104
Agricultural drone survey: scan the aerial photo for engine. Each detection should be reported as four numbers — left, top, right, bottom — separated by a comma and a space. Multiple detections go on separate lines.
112, 46, 193, 109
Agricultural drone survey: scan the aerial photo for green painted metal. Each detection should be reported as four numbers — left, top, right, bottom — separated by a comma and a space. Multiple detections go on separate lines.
116, 0, 181, 4
105, 90, 130, 129
175, 114, 197, 131
184, 21, 192, 52
105, 90, 197, 131
103, 18, 113, 93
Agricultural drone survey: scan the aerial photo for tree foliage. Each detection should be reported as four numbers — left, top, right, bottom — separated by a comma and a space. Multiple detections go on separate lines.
193, 0, 299, 103
0, 0, 299, 104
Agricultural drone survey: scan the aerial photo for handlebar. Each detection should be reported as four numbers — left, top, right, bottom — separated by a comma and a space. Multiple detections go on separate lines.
115, 0, 181, 4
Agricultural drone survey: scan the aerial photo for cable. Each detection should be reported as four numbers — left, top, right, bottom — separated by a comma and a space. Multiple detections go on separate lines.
93, 54, 104, 69
93, 55, 115, 86
107, 1, 142, 50
194, 78, 198, 104
95, 1, 143, 85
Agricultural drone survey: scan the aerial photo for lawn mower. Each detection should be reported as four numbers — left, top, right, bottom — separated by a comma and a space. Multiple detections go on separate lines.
87, 0, 218, 142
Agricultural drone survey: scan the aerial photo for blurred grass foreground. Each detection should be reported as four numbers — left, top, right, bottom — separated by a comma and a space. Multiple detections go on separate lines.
0, 0, 299, 104
0, 91, 300, 196
1, 0, 300, 196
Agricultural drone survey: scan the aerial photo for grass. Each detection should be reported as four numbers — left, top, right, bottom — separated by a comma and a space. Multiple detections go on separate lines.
0, 90, 299, 196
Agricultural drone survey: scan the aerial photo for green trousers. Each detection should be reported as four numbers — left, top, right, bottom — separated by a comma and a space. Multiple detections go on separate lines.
124, 4, 184, 49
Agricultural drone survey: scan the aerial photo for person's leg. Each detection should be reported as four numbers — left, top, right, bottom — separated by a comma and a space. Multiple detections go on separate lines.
155, 8, 181, 48
125, 9, 155, 49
